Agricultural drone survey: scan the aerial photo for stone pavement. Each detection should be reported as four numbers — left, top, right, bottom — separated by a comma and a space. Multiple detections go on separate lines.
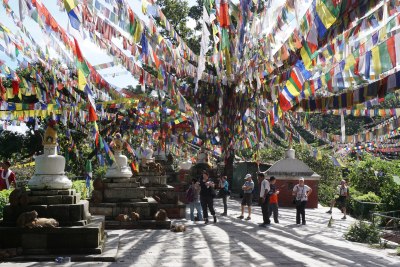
1, 197, 400, 267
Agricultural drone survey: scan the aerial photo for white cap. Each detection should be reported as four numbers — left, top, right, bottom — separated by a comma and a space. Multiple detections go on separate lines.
245, 174, 252, 179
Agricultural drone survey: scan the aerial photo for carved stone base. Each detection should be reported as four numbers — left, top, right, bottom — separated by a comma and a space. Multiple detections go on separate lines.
0, 216, 105, 254
28, 174, 72, 190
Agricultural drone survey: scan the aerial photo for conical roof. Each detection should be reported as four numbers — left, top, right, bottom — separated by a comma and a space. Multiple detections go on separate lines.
266, 149, 319, 177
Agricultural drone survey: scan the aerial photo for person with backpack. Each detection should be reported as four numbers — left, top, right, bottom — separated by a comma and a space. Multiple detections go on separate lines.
218, 176, 229, 216
326, 180, 349, 219
187, 178, 203, 222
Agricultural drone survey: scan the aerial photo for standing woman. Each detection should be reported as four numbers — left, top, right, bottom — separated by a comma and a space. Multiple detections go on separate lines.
292, 177, 312, 225
219, 176, 229, 216
200, 170, 217, 224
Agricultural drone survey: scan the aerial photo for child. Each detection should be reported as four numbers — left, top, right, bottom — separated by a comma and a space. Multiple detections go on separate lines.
268, 176, 279, 223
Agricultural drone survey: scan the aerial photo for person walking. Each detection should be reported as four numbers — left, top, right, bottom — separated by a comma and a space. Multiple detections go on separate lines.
268, 176, 279, 223
219, 176, 229, 216
326, 180, 348, 219
292, 177, 312, 225
258, 172, 270, 227
187, 178, 203, 222
237, 174, 254, 220
199, 170, 217, 224
0, 161, 16, 191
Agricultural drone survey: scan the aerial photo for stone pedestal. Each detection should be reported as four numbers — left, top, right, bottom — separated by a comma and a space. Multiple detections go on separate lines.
0, 134, 105, 256
90, 177, 171, 229
138, 171, 185, 219
0, 189, 105, 254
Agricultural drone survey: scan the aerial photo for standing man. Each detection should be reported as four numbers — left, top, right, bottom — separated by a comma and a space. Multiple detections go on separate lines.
293, 177, 312, 225
268, 176, 279, 223
259, 173, 271, 227
237, 174, 254, 220
199, 170, 217, 224
326, 180, 348, 219
0, 161, 16, 191
219, 176, 229, 216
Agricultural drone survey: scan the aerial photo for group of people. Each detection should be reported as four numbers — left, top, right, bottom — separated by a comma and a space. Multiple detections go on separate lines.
238, 173, 312, 226
186, 170, 225, 224
187, 170, 349, 225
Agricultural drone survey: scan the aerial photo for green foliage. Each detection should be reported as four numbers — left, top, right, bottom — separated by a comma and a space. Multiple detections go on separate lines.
12, 165, 35, 181
292, 144, 342, 206
71, 180, 93, 200
347, 154, 398, 196
0, 189, 12, 219
0, 131, 24, 160
380, 183, 400, 212
258, 147, 285, 163
355, 192, 382, 203
93, 166, 107, 179
350, 192, 382, 219
344, 221, 381, 244
308, 114, 372, 136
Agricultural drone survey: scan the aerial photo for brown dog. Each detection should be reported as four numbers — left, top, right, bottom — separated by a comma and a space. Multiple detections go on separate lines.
115, 214, 129, 222
131, 212, 140, 221
155, 209, 168, 221
170, 224, 186, 232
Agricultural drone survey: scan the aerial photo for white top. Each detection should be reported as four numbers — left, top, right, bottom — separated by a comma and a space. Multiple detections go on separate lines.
260, 179, 270, 198
293, 184, 311, 201
337, 185, 348, 196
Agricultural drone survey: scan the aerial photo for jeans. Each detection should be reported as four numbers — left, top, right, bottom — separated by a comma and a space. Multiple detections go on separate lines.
296, 201, 307, 224
222, 195, 228, 214
200, 195, 215, 219
261, 197, 270, 224
189, 201, 203, 221
269, 203, 279, 223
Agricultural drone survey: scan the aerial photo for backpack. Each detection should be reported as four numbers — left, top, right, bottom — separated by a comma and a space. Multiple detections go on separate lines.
186, 186, 195, 202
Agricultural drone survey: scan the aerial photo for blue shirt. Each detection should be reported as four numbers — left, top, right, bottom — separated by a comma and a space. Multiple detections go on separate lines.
243, 180, 254, 194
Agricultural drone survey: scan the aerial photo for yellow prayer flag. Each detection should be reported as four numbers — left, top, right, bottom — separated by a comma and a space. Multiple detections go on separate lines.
316, 0, 336, 29
78, 68, 87, 91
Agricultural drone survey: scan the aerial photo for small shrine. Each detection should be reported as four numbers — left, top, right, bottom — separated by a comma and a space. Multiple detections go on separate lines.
136, 142, 185, 219
266, 148, 321, 208
89, 133, 173, 228
0, 122, 105, 255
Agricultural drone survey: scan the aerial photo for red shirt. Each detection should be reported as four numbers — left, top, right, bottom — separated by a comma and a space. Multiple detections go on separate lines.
270, 193, 278, 204
0, 169, 16, 190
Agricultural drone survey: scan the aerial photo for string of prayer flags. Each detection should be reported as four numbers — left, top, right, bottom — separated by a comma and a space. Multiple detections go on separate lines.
64, 0, 81, 30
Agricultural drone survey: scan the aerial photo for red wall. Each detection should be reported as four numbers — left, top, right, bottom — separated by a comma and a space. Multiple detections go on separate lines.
274, 179, 319, 208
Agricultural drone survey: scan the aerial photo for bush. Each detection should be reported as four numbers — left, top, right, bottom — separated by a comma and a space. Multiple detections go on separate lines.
380, 183, 400, 212
344, 221, 381, 244
350, 192, 382, 219
72, 180, 93, 199
0, 189, 12, 219
94, 166, 107, 179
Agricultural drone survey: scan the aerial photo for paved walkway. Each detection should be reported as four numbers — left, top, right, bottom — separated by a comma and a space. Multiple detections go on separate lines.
1, 198, 400, 267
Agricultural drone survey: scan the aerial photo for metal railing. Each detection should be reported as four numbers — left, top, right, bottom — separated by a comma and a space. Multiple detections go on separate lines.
350, 199, 386, 220
371, 210, 400, 244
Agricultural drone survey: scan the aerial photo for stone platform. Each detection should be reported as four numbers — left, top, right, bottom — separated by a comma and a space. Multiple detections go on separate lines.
2, 189, 90, 227
0, 215, 105, 254
90, 177, 171, 229
90, 198, 158, 220
0, 189, 106, 254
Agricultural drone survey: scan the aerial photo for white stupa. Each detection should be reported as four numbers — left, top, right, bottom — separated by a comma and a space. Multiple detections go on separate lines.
105, 133, 133, 178
28, 123, 72, 190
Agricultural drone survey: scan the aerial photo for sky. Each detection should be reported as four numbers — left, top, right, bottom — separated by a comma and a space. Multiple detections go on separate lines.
0, 0, 199, 90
